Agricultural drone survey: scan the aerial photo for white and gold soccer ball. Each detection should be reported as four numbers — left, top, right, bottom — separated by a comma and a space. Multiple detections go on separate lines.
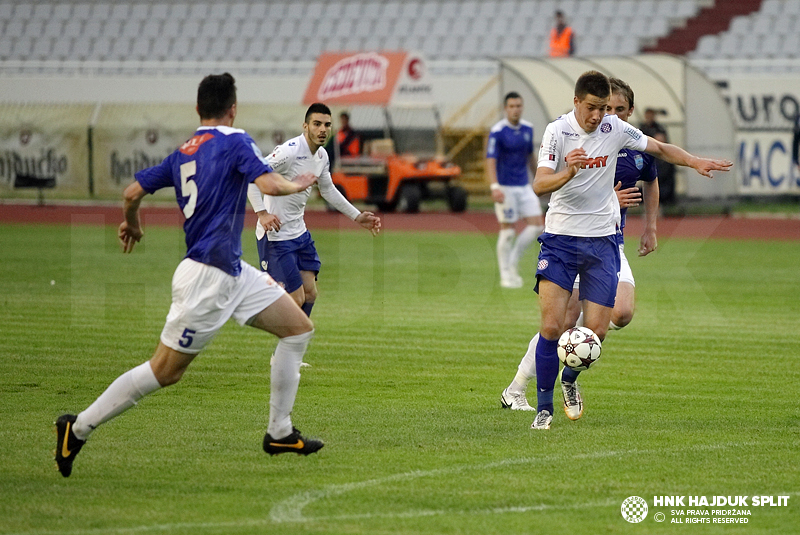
557, 327, 602, 371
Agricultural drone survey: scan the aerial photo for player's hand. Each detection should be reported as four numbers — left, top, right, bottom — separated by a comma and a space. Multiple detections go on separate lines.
615, 181, 642, 208
356, 211, 382, 236
294, 172, 318, 190
490, 187, 505, 203
565, 148, 588, 178
693, 157, 732, 179
258, 212, 281, 232
118, 221, 143, 253
638, 228, 657, 256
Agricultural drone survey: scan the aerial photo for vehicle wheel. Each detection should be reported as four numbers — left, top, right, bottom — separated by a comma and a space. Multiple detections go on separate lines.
397, 183, 421, 213
446, 185, 468, 212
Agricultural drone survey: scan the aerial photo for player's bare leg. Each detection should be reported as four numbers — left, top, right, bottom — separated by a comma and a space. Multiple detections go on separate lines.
299, 270, 318, 317
249, 294, 323, 455
610, 281, 635, 330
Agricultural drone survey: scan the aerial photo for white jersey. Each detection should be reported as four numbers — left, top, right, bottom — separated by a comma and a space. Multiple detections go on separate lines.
537, 110, 647, 237
247, 133, 361, 241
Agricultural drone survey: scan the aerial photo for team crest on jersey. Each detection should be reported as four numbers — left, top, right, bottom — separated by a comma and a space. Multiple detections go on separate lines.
179, 133, 214, 155
634, 154, 644, 170
600, 123, 612, 133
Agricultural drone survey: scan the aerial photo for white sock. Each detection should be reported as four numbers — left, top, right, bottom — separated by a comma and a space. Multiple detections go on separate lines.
575, 311, 585, 327
609, 320, 622, 330
73, 361, 161, 441
268, 330, 314, 439
497, 228, 516, 277
509, 225, 542, 273
509, 333, 539, 392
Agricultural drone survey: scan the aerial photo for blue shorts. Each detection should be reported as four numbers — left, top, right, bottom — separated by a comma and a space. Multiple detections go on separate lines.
534, 233, 620, 308
256, 231, 321, 294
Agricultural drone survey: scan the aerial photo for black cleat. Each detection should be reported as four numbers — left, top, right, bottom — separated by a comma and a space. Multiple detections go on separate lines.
263, 427, 324, 456
54, 414, 85, 477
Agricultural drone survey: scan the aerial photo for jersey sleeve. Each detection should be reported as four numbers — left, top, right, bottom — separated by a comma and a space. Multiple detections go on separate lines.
317, 158, 361, 220
135, 154, 175, 194
266, 143, 293, 175
620, 121, 648, 152
486, 129, 500, 159
641, 153, 658, 182
537, 122, 561, 170
235, 134, 274, 183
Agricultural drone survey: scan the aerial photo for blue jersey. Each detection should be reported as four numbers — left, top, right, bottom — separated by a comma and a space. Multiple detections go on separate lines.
135, 126, 273, 276
615, 148, 657, 232
486, 118, 535, 186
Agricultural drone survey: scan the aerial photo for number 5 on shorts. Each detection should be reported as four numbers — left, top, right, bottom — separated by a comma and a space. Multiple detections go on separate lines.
178, 328, 197, 348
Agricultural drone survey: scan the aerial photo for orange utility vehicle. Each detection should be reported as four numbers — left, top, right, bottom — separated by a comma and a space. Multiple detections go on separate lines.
329, 108, 468, 213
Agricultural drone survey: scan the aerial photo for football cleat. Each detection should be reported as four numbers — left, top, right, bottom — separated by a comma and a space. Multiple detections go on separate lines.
500, 272, 524, 289
54, 414, 85, 477
500, 388, 535, 411
531, 410, 553, 430
561, 381, 583, 420
263, 427, 324, 456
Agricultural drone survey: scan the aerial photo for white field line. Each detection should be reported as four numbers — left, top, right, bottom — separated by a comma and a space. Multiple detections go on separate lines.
9, 441, 769, 535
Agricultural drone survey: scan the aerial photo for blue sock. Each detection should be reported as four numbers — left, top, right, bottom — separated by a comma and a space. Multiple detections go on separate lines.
561, 367, 581, 384
534, 334, 559, 414
301, 301, 314, 317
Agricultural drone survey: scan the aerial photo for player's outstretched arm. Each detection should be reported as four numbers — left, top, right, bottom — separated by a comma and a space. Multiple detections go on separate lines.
355, 211, 381, 236
119, 181, 147, 253
644, 137, 732, 178
533, 148, 586, 195
254, 171, 317, 196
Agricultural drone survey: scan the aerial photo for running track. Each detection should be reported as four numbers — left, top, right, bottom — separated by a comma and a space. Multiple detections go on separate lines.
1, 202, 799, 240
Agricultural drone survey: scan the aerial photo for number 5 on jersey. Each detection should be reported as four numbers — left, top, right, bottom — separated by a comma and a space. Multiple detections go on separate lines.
180, 161, 198, 219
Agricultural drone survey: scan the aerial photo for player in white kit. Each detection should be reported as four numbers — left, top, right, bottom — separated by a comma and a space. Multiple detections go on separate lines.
247, 103, 380, 317
500, 71, 731, 429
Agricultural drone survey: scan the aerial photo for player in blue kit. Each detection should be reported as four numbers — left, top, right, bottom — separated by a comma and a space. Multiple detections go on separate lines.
518, 71, 730, 430
486, 92, 544, 289
54, 74, 324, 478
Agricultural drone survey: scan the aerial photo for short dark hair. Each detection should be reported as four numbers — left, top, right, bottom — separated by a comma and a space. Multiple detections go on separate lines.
504, 91, 522, 104
197, 73, 236, 120
340, 111, 350, 120
574, 70, 611, 101
305, 103, 332, 123
609, 77, 634, 109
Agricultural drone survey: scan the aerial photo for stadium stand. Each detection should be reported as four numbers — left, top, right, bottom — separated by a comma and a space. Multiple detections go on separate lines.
0, 0, 709, 67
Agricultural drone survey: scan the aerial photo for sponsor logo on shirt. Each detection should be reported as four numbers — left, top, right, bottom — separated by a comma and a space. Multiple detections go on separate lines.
179, 133, 214, 156
562, 131, 580, 138
566, 155, 609, 168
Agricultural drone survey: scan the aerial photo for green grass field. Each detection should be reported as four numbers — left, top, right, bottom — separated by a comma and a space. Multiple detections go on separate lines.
1, 222, 798, 534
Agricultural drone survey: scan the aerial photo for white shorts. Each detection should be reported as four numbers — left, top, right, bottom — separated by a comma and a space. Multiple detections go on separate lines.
160, 258, 285, 354
494, 184, 543, 224
573, 244, 634, 289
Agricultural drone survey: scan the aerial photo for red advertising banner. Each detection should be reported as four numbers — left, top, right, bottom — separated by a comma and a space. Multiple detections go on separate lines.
302, 51, 408, 106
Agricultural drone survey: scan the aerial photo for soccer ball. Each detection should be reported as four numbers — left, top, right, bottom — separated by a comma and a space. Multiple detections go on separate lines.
557, 327, 602, 371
